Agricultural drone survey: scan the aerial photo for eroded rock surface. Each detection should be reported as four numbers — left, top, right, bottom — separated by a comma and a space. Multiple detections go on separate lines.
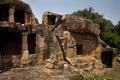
0, 66, 84, 80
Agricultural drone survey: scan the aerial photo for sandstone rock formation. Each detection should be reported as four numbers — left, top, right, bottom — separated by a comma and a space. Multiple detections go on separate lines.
62, 14, 100, 36
42, 11, 117, 73
0, 0, 118, 75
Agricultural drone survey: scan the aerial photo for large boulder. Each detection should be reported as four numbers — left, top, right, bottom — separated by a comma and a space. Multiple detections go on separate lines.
62, 14, 100, 36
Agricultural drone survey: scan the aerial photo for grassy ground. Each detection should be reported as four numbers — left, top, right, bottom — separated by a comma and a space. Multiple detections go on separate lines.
102, 62, 120, 80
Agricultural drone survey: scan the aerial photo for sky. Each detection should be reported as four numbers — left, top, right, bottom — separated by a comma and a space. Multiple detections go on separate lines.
23, 0, 120, 25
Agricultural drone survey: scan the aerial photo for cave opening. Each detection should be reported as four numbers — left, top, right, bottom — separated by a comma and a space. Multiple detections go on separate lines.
0, 31, 22, 71
101, 51, 114, 68
28, 34, 36, 54
14, 9, 24, 24
77, 45, 83, 55
47, 15, 56, 25
0, 5, 9, 21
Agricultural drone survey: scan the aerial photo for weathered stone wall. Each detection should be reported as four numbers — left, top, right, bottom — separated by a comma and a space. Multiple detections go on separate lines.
35, 24, 53, 64
49, 13, 99, 58
52, 24, 98, 58
71, 33, 98, 54
42, 11, 118, 70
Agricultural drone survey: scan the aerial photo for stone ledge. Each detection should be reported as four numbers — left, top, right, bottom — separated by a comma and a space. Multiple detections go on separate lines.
0, 21, 27, 31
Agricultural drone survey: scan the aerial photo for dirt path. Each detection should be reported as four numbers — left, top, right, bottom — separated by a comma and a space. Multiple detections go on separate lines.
0, 66, 83, 80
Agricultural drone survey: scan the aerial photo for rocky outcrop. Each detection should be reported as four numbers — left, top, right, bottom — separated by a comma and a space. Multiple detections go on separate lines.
0, 0, 118, 76
42, 11, 117, 73
62, 14, 100, 36
42, 12, 100, 36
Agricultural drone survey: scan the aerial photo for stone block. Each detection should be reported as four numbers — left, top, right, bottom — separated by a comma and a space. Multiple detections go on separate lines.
45, 63, 54, 69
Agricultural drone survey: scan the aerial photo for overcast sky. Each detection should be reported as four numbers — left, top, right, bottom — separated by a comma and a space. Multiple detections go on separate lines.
23, 0, 120, 25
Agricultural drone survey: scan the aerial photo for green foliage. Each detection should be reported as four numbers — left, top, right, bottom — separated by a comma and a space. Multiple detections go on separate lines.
72, 7, 120, 52
101, 32, 120, 49
113, 21, 120, 35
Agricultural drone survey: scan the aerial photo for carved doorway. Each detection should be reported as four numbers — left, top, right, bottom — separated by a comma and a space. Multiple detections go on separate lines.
28, 33, 36, 54
101, 51, 114, 68
0, 31, 22, 71
77, 45, 83, 55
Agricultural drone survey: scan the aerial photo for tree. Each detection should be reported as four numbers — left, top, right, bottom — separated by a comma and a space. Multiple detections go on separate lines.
113, 21, 120, 35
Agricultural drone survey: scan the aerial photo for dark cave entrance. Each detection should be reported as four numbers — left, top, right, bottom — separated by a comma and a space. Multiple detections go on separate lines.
28, 34, 36, 54
77, 45, 83, 55
0, 31, 22, 71
47, 15, 56, 25
101, 51, 114, 68
0, 5, 9, 21
14, 9, 24, 24
0, 32, 22, 55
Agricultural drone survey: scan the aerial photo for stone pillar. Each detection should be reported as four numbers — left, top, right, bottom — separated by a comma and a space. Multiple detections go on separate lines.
36, 33, 44, 65
24, 12, 31, 25
9, 6, 15, 22
31, 15, 36, 25
21, 32, 29, 66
